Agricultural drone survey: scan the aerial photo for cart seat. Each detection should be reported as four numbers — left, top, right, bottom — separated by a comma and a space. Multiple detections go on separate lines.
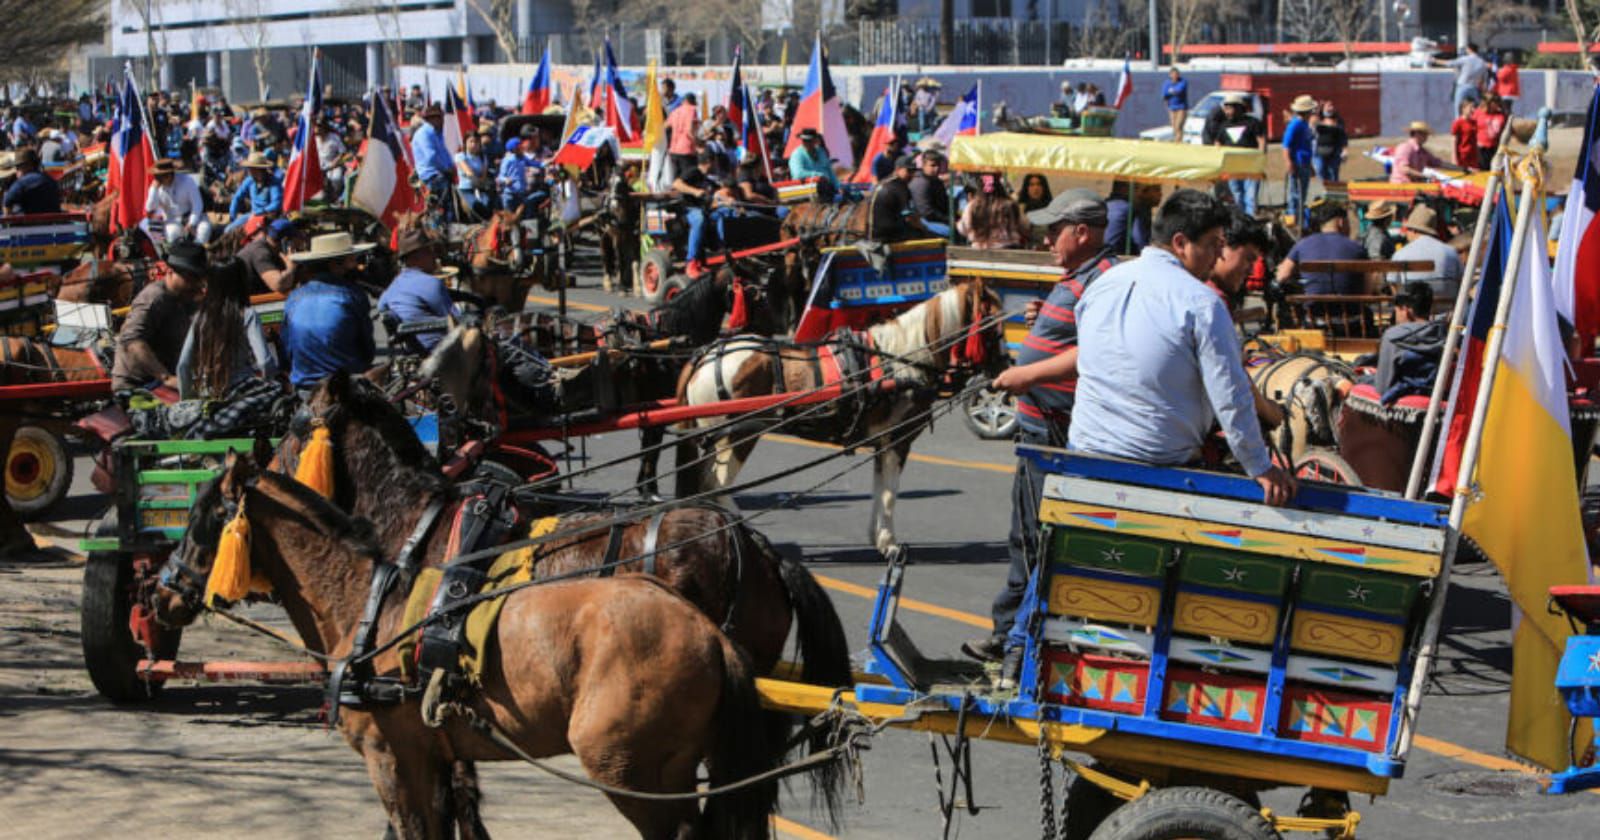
1550, 585, 1600, 626
1347, 382, 1433, 411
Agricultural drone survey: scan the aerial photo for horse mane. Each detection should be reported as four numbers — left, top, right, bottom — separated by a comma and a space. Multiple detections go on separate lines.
866, 287, 962, 379
335, 376, 441, 473
253, 470, 384, 564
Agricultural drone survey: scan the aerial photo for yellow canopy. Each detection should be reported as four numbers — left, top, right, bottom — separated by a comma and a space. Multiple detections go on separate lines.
948, 134, 1266, 183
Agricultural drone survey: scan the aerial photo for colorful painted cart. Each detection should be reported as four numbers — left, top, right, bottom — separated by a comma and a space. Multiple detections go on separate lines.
760, 446, 1454, 837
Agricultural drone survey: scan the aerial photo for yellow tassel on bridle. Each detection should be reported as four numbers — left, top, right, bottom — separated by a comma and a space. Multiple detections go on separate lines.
294, 423, 336, 499
204, 501, 254, 607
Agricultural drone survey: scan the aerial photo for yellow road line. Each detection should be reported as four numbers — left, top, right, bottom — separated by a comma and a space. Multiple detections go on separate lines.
813, 573, 991, 630
767, 433, 1012, 475
525, 295, 614, 313
772, 815, 835, 840
814, 569, 1574, 784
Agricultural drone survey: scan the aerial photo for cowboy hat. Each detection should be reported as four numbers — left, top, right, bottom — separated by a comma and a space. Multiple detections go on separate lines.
395, 227, 443, 259
1364, 200, 1397, 221
151, 158, 178, 176
914, 76, 943, 89
1407, 120, 1432, 134
916, 136, 947, 153
1401, 204, 1439, 235
13, 148, 39, 169
1221, 91, 1249, 106
289, 231, 376, 263
1290, 95, 1317, 113
240, 152, 275, 169
421, 104, 443, 119
165, 241, 208, 278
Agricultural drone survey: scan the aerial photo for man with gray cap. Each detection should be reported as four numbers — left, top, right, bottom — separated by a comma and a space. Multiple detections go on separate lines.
867, 154, 925, 242
961, 187, 1116, 670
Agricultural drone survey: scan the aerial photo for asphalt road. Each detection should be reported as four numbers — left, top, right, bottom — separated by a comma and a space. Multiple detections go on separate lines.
16, 271, 1600, 839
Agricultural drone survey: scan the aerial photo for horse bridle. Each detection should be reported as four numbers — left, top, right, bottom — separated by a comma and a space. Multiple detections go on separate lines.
157, 473, 252, 615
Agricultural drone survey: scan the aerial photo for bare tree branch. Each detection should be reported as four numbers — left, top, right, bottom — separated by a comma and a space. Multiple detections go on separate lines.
227, 0, 273, 100
462, 0, 520, 62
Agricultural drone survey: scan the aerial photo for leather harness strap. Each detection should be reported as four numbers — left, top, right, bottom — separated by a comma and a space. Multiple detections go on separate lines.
640, 510, 669, 578
596, 521, 627, 578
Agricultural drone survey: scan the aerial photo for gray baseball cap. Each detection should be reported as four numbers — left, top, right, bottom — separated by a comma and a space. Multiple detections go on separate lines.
1026, 187, 1108, 228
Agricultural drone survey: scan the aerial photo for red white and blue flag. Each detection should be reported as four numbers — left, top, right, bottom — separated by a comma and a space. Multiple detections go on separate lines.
522, 44, 553, 115
110, 65, 154, 232
597, 38, 636, 142
1430, 186, 1514, 496
550, 124, 621, 171
352, 91, 419, 230
738, 83, 771, 178
1113, 57, 1133, 109
933, 84, 980, 148
852, 83, 897, 183
783, 35, 853, 172
443, 80, 473, 155
1552, 82, 1600, 350
726, 47, 746, 142
282, 51, 325, 213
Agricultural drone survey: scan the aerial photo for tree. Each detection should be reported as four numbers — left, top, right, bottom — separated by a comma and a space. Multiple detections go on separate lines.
462, 0, 519, 62
1473, 0, 1543, 47
228, 0, 273, 101
1072, 0, 1144, 59
1167, 0, 1246, 63
1326, 0, 1374, 62
0, 0, 103, 84
1568, 0, 1600, 71
124, 0, 168, 92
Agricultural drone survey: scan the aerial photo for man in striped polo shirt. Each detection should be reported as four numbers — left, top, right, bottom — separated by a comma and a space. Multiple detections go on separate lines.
961, 188, 1117, 666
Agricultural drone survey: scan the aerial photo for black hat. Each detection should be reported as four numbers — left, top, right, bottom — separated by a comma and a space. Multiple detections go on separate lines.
1393, 281, 1433, 314
798, 127, 821, 142
893, 153, 917, 171
165, 241, 209, 278
1026, 187, 1109, 228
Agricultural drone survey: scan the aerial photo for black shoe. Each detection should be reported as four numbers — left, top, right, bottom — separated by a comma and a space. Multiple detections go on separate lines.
961, 634, 1006, 663
995, 647, 1024, 692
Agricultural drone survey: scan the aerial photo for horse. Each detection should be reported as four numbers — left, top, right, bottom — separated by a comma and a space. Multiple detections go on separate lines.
775, 200, 874, 331
595, 167, 640, 295
422, 269, 781, 498
52, 227, 157, 309
153, 452, 782, 839
1246, 350, 1352, 469
675, 281, 1006, 556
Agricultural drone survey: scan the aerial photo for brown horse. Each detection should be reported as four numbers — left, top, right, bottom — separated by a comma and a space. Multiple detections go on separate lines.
0, 337, 110, 552
51, 227, 157, 309
596, 167, 640, 294
154, 454, 781, 839
455, 209, 563, 313
776, 199, 873, 330
676, 281, 1006, 556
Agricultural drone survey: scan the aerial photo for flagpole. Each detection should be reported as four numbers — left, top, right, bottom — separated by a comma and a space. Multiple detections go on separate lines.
1404, 116, 1524, 500
1394, 156, 1542, 759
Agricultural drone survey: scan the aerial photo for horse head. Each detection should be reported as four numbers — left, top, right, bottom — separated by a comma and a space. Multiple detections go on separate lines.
152, 442, 272, 628
950, 279, 1008, 380
420, 315, 495, 426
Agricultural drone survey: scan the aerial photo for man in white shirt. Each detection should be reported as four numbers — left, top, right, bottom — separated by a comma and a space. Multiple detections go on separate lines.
315, 122, 349, 201
142, 158, 211, 245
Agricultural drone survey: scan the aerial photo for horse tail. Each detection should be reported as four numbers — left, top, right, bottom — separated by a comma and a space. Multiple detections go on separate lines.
766, 534, 851, 827
703, 633, 779, 840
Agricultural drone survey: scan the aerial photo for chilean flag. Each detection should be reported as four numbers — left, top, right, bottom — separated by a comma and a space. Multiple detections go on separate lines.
282, 51, 325, 213
1113, 57, 1133, 109
443, 80, 473, 155
783, 35, 854, 172
1430, 186, 1514, 496
352, 91, 419, 230
851, 84, 897, 183
933, 84, 979, 148
522, 44, 553, 115
550, 124, 621, 171
597, 38, 636, 142
1553, 82, 1600, 351
740, 84, 772, 178
726, 47, 746, 142
110, 66, 154, 232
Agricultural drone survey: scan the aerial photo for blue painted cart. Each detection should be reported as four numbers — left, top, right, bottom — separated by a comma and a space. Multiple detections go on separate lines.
1545, 586, 1600, 794
760, 446, 1455, 838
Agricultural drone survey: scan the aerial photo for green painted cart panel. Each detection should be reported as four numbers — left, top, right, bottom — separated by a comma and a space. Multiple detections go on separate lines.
1048, 527, 1169, 579
1179, 548, 1292, 598
1299, 566, 1419, 617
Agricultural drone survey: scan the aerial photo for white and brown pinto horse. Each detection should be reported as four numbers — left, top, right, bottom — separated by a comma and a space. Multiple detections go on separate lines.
675, 281, 1005, 556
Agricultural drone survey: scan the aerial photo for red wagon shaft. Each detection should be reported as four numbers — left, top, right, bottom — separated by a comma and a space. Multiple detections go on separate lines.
0, 379, 113, 401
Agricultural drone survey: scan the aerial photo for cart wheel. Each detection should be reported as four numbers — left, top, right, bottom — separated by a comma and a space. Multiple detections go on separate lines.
962, 379, 1018, 440
661, 274, 689, 302
1063, 764, 1126, 840
6, 425, 73, 518
1293, 448, 1362, 486
80, 513, 182, 703
641, 250, 673, 303
1088, 787, 1281, 840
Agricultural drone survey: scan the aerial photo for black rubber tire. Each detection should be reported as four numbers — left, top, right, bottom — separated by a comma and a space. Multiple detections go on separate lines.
962, 380, 1019, 441
1087, 787, 1281, 840
1063, 766, 1126, 840
80, 512, 182, 703
6, 425, 73, 518
1292, 447, 1362, 486
661, 274, 689, 302
640, 249, 673, 303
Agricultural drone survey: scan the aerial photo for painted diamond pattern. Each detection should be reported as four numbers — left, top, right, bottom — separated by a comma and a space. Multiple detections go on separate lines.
1323, 704, 1347, 736
1199, 685, 1229, 719
1230, 689, 1259, 723
1193, 647, 1250, 665
1112, 673, 1140, 704
1166, 681, 1193, 714
1288, 700, 1315, 732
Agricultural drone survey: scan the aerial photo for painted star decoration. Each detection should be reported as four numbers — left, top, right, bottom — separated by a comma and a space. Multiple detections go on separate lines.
1222, 565, 1248, 583
1102, 548, 1126, 565
1347, 584, 1371, 603
1586, 650, 1600, 672
1362, 526, 1375, 538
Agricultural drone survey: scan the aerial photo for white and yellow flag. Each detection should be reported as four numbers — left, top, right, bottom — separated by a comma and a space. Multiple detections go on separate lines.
642, 60, 673, 192
1462, 195, 1593, 770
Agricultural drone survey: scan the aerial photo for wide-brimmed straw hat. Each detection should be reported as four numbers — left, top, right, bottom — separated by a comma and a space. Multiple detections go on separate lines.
914, 76, 942, 89
1408, 120, 1432, 135
1222, 91, 1249, 106
240, 152, 275, 170
290, 231, 376, 263
1401, 204, 1439, 235
1364, 200, 1397, 221
1290, 95, 1317, 113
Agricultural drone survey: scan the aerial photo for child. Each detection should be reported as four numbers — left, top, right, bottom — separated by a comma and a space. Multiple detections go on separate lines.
1451, 101, 1477, 170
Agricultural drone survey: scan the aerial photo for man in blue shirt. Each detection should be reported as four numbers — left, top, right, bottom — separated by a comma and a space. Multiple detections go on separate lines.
411, 104, 456, 220
497, 137, 529, 215
1161, 68, 1188, 141
283, 232, 377, 389
1282, 96, 1317, 228
226, 152, 283, 233
3, 148, 62, 215
378, 228, 458, 352
1071, 189, 1295, 501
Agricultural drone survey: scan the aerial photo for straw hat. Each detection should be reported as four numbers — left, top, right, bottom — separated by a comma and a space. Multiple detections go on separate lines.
1290, 95, 1317, 113
1222, 91, 1249, 106
914, 76, 943, 89
240, 152, 275, 170
289, 231, 376, 263
1364, 200, 1397, 221
1401, 204, 1439, 236
1407, 120, 1432, 135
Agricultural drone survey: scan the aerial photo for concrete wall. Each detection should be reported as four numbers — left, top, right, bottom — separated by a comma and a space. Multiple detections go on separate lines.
402, 63, 1600, 139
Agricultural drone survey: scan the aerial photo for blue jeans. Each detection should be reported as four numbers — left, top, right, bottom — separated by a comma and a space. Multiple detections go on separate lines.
1287, 165, 1313, 228
1227, 178, 1259, 216
1313, 154, 1341, 183
1454, 83, 1480, 113
685, 206, 708, 262
922, 220, 952, 238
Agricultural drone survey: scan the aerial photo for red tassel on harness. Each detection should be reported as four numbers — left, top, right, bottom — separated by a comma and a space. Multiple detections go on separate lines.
727, 280, 749, 332
963, 320, 986, 366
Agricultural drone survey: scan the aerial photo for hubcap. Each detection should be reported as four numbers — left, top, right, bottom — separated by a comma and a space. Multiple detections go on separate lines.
6, 440, 51, 500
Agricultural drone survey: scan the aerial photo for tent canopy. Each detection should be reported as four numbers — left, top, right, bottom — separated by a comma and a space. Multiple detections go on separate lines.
948, 133, 1266, 183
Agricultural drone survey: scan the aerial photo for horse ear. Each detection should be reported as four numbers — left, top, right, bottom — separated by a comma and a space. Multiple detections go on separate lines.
251, 433, 275, 468
327, 370, 349, 401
